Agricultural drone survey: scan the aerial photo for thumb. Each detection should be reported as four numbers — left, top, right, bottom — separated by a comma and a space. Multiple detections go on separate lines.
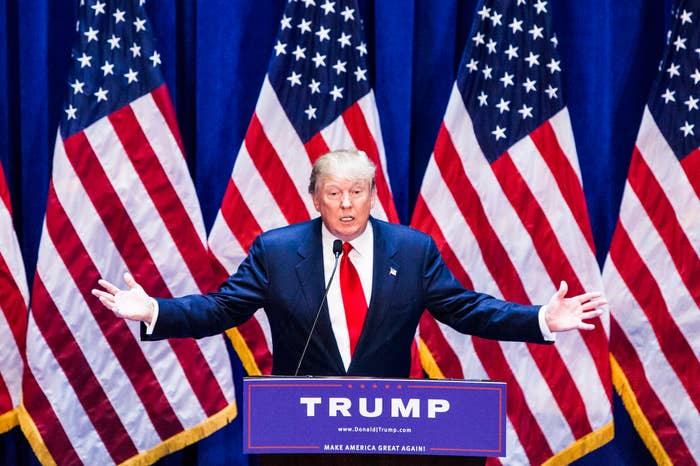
123, 272, 142, 291
557, 280, 568, 299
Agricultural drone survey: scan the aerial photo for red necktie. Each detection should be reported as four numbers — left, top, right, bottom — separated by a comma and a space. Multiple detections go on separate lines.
339, 242, 367, 356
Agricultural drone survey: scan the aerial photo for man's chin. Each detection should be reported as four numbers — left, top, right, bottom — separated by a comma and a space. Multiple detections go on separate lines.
332, 226, 362, 242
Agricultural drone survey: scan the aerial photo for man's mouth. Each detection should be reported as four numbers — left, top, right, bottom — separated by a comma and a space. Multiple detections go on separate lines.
340, 216, 354, 222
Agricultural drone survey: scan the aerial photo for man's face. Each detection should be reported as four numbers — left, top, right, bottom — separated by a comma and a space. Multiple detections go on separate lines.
312, 175, 375, 242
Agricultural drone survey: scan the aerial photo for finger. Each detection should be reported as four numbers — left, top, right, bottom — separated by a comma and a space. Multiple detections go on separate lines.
97, 279, 121, 295
580, 299, 607, 312
578, 321, 595, 331
580, 309, 604, 320
91, 289, 116, 303
572, 291, 603, 304
556, 280, 568, 299
123, 272, 140, 290
98, 296, 118, 312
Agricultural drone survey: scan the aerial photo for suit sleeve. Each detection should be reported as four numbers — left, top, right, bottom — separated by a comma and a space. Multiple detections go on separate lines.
422, 236, 549, 344
142, 235, 270, 340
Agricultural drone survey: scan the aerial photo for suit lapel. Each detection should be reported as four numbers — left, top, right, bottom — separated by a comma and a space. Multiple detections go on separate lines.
294, 219, 345, 374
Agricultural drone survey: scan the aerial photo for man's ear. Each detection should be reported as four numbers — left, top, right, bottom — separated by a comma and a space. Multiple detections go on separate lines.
311, 191, 321, 212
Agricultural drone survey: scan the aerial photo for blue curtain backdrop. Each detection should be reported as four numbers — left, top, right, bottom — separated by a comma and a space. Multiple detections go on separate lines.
0, 0, 675, 464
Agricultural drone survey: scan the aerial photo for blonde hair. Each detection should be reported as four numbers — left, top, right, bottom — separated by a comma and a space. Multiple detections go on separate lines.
308, 149, 376, 194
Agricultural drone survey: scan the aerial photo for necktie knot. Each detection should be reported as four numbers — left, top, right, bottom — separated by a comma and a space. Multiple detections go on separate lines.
342, 242, 353, 256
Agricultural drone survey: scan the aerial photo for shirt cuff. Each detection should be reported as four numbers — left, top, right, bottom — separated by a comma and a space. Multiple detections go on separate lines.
538, 305, 556, 342
144, 298, 159, 335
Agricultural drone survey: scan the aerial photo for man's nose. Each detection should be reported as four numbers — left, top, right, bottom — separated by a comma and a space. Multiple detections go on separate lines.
340, 192, 352, 207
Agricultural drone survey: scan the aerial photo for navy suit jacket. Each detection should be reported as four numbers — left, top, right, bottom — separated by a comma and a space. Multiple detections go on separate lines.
145, 217, 548, 377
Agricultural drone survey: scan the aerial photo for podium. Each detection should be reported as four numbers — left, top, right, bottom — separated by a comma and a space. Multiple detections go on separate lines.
243, 377, 506, 465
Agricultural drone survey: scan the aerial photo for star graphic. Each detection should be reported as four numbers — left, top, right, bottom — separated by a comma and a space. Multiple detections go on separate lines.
94, 87, 109, 102
100, 60, 114, 76
124, 68, 139, 83
330, 85, 344, 101
332, 59, 347, 74
308, 79, 321, 94
518, 104, 533, 119
91, 0, 106, 15
316, 26, 331, 42
70, 79, 85, 94
304, 104, 317, 120
84, 27, 99, 42
107, 34, 121, 49
661, 88, 675, 103
292, 45, 306, 61
496, 98, 510, 113
77, 53, 92, 68
113, 8, 125, 23
65, 104, 77, 120
680, 120, 694, 136
340, 6, 354, 21
287, 71, 302, 87
274, 41, 287, 56
523, 77, 537, 93
150, 51, 161, 66
133, 17, 147, 32
492, 125, 506, 140
311, 52, 326, 68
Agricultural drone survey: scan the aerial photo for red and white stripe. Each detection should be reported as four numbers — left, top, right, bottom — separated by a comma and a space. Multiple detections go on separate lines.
0, 163, 28, 434
605, 107, 699, 465
22, 86, 236, 465
413, 84, 612, 465
208, 76, 402, 375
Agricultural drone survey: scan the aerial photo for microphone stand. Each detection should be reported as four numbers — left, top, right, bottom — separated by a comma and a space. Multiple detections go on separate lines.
294, 239, 342, 376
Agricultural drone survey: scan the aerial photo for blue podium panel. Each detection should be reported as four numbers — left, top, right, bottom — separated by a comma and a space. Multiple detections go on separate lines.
243, 377, 506, 457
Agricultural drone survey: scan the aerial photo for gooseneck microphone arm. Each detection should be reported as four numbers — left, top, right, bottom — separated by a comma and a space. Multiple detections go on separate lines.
294, 239, 343, 376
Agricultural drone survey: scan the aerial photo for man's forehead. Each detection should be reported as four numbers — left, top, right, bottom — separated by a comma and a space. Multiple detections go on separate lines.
318, 176, 370, 188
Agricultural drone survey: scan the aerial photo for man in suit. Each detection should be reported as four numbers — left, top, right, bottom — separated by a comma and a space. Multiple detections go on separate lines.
92, 149, 605, 377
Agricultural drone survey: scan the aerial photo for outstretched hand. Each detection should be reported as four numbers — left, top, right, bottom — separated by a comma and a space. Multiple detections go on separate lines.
544, 281, 606, 332
91, 273, 155, 323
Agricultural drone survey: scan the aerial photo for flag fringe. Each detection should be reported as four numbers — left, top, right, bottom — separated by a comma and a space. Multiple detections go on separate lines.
541, 422, 614, 466
17, 402, 56, 466
0, 408, 19, 435
227, 327, 263, 376
418, 337, 446, 379
420, 338, 614, 463
18, 398, 237, 466
610, 354, 673, 466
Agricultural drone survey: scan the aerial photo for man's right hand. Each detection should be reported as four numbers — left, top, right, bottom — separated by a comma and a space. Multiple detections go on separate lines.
91, 273, 155, 324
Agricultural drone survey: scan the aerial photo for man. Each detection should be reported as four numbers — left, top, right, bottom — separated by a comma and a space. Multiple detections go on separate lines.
92, 149, 605, 377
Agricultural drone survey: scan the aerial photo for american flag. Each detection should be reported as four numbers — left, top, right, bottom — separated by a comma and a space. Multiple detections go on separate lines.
206, 0, 421, 377
604, 1, 700, 463
20, 1, 236, 464
411, 0, 613, 463
0, 162, 28, 435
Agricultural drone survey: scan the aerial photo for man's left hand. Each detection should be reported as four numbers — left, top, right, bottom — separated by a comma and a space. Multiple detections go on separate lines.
544, 281, 607, 332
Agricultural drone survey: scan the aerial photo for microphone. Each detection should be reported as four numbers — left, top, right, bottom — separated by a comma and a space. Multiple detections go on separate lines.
295, 239, 343, 376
